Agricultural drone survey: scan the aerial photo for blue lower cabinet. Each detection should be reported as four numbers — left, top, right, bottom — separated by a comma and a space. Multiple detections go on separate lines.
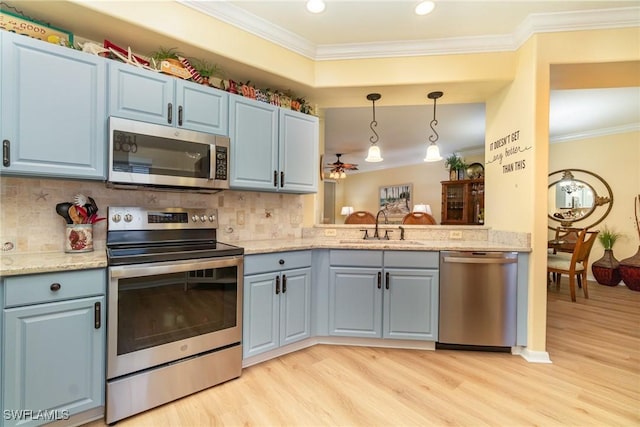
1, 270, 106, 427
328, 250, 439, 341
243, 251, 312, 359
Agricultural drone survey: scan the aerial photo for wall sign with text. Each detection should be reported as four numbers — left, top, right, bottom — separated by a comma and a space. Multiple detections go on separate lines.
486, 130, 532, 174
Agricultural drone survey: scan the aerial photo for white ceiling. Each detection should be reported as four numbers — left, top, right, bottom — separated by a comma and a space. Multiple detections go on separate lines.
183, 0, 640, 172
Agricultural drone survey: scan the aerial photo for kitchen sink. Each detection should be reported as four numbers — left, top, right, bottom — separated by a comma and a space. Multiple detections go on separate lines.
339, 239, 424, 245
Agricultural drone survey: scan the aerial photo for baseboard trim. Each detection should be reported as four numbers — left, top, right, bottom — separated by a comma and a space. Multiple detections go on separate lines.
513, 346, 552, 363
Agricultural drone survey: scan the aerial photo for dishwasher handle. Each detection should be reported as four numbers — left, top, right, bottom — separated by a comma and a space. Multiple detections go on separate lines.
443, 256, 517, 265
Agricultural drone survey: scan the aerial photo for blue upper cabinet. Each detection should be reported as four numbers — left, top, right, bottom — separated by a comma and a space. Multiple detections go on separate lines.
279, 109, 319, 193
229, 95, 279, 191
108, 62, 228, 136
229, 94, 318, 193
0, 32, 107, 179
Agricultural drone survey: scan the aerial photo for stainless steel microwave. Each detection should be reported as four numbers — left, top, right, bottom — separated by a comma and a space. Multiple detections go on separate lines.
108, 117, 230, 192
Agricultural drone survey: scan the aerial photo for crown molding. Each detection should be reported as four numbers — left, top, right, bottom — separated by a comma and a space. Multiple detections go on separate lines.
179, 2, 639, 61
550, 122, 640, 144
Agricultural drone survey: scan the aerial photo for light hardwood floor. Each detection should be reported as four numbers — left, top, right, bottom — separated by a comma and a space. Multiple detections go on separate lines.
89, 281, 640, 426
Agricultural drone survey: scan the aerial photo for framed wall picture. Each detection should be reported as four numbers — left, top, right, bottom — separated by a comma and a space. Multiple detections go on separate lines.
379, 184, 412, 222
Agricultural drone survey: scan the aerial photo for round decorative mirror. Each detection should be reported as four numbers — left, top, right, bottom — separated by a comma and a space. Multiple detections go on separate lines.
548, 169, 613, 230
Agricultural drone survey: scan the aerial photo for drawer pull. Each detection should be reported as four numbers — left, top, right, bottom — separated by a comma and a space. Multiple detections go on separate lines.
275, 275, 280, 294
50, 283, 61, 292
282, 274, 287, 293
279, 259, 285, 265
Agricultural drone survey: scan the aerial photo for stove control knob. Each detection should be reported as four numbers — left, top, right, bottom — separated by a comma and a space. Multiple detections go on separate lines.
124, 214, 133, 223
208, 215, 216, 222
112, 214, 122, 223
191, 215, 198, 222
200, 215, 207, 222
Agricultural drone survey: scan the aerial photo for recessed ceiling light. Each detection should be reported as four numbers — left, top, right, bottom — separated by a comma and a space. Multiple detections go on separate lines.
415, 1, 435, 16
306, 0, 326, 14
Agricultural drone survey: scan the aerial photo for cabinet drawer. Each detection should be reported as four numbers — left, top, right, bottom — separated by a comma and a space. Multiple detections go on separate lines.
329, 250, 383, 267
4, 269, 106, 307
384, 251, 439, 268
245, 251, 312, 275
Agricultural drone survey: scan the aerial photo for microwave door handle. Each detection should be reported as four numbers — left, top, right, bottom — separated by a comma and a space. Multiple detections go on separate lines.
209, 144, 215, 180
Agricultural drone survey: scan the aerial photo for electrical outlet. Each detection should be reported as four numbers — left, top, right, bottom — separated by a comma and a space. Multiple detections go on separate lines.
449, 230, 463, 240
236, 210, 245, 226
324, 228, 337, 237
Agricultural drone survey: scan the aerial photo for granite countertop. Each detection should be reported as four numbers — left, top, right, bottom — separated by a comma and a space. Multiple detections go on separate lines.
0, 237, 530, 277
0, 248, 108, 277
237, 237, 531, 255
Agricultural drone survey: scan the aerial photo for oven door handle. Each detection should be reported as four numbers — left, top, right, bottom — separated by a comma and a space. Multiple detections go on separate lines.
109, 256, 243, 278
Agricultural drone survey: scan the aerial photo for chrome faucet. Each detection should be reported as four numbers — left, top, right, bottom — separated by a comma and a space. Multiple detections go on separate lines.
373, 209, 388, 239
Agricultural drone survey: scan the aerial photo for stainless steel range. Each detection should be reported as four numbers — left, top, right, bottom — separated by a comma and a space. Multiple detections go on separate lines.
105, 207, 243, 424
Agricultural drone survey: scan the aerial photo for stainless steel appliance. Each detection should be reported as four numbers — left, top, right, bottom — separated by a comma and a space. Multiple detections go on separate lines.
438, 251, 518, 349
108, 117, 230, 192
105, 207, 243, 424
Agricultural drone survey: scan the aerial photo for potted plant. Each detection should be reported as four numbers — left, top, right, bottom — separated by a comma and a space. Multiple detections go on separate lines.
591, 226, 624, 286
620, 194, 640, 291
190, 58, 224, 87
444, 154, 466, 180
149, 47, 181, 67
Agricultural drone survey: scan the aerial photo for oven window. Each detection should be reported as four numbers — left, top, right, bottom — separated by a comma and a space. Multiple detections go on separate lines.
116, 266, 237, 355
112, 130, 210, 179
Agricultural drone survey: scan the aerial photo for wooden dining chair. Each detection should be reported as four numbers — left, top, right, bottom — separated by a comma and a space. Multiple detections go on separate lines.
402, 212, 437, 225
344, 211, 376, 224
547, 228, 599, 302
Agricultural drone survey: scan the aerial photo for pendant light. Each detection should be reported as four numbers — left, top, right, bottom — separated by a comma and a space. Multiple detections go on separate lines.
365, 93, 383, 162
424, 91, 443, 162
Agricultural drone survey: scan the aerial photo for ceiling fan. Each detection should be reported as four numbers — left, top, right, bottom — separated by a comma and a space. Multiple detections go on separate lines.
325, 153, 358, 179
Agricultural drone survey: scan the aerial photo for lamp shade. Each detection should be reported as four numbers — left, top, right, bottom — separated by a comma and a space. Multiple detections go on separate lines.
424, 142, 442, 162
413, 204, 432, 215
365, 145, 383, 162
340, 206, 354, 216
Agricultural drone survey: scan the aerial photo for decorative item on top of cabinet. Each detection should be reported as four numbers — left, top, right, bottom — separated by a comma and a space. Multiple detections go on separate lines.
441, 179, 485, 225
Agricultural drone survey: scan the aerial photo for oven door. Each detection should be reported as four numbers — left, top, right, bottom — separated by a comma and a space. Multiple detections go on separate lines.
107, 256, 243, 379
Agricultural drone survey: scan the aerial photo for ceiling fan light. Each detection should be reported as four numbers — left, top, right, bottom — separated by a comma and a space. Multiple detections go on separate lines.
424, 142, 442, 162
415, 1, 435, 16
365, 145, 383, 162
340, 171, 347, 179
306, 0, 325, 13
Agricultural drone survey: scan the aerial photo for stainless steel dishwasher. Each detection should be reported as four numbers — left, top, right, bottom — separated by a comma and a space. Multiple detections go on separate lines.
438, 251, 518, 349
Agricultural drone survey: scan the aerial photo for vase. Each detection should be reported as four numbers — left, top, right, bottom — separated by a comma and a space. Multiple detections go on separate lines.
449, 169, 457, 180
591, 249, 621, 286
619, 245, 640, 291
458, 169, 465, 180
64, 224, 94, 253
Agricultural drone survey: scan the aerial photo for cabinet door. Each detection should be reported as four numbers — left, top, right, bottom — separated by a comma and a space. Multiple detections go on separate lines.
441, 182, 466, 225
108, 62, 174, 125
176, 80, 228, 135
278, 109, 318, 193
329, 267, 382, 338
243, 272, 279, 358
280, 267, 311, 346
3, 296, 105, 427
1, 32, 106, 179
383, 268, 439, 341
229, 96, 278, 191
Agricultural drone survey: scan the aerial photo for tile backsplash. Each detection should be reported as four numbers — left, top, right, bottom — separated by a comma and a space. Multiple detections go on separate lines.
0, 177, 305, 253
